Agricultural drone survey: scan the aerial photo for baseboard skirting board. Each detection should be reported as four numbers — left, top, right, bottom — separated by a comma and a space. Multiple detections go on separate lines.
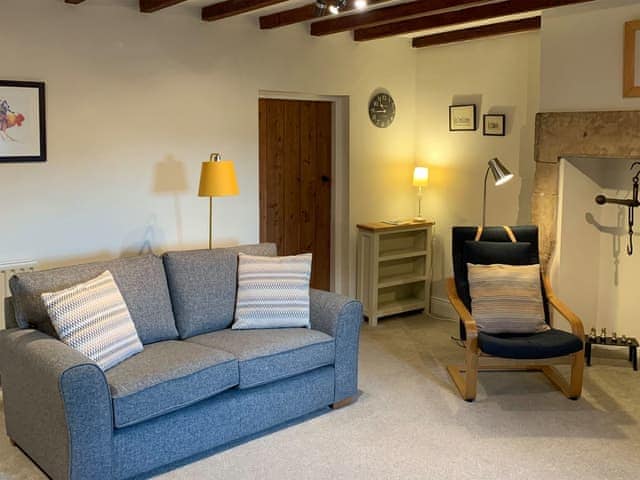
430, 296, 456, 320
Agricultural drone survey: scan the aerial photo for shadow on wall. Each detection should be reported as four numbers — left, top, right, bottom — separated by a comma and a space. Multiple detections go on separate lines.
585, 208, 630, 287
151, 155, 190, 248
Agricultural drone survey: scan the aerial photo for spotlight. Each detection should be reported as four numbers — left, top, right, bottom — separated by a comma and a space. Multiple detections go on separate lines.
354, 0, 367, 9
328, 4, 339, 14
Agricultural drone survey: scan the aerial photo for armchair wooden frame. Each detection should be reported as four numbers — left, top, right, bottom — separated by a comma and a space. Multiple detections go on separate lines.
446, 275, 585, 402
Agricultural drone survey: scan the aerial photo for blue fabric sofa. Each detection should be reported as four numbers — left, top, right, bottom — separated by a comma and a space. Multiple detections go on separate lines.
0, 244, 363, 480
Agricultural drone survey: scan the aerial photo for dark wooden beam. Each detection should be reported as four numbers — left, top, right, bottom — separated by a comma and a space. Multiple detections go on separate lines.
260, 0, 390, 30
412, 16, 541, 48
140, 0, 188, 13
311, 0, 488, 36
260, 4, 317, 29
354, 0, 595, 41
202, 0, 288, 21
64, 0, 86, 4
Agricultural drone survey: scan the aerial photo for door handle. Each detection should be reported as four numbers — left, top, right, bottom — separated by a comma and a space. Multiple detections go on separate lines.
321, 175, 330, 183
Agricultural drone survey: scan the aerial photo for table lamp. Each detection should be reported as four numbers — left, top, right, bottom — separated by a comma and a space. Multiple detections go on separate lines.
198, 153, 239, 249
482, 157, 513, 226
413, 166, 429, 222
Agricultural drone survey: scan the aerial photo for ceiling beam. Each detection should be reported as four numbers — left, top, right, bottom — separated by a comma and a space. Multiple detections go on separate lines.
202, 0, 288, 21
260, 0, 391, 30
311, 0, 489, 36
140, 0, 188, 13
353, 0, 595, 41
412, 16, 541, 48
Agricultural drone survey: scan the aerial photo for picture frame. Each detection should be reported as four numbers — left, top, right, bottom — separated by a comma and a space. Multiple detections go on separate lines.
449, 104, 476, 131
624, 20, 640, 97
0, 80, 46, 163
483, 114, 506, 136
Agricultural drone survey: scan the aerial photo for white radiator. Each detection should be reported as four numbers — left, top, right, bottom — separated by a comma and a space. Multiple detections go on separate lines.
0, 260, 36, 329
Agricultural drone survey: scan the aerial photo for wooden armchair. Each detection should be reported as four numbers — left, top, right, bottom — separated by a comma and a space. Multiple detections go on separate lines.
447, 226, 585, 402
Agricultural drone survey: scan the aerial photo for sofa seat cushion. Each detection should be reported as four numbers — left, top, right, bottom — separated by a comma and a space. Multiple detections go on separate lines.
106, 341, 238, 428
187, 328, 335, 389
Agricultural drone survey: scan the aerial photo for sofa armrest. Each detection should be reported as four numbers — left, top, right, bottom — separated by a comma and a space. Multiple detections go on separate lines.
0, 329, 113, 480
310, 289, 363, 403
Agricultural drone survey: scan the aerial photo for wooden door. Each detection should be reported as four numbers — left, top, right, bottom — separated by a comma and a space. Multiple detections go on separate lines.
259, 98, 332, 290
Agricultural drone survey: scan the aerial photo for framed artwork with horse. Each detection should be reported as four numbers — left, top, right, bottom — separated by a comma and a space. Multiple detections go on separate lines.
0, 81, 46, 163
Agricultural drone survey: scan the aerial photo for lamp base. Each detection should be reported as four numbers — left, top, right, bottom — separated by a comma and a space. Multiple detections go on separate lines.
413, 216, 427, 222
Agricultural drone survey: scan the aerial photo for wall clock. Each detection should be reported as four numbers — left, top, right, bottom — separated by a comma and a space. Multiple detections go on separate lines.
368, 92, 396, 128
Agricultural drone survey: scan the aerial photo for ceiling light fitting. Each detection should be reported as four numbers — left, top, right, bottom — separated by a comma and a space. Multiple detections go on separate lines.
315, 0, 354, 16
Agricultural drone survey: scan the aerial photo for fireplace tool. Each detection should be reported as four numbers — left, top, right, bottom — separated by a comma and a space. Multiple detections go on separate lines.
595, 161, 640, 255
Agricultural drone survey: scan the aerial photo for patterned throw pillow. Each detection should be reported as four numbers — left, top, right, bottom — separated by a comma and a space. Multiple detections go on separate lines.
233, 253, 312, 330
467, 263, 549, 335
41, 271, 143, 371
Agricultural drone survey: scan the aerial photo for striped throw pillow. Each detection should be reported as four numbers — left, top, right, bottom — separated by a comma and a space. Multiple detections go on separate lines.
467, 263, 549, 334
233, 253, 312, 330
41, 271, 143, 371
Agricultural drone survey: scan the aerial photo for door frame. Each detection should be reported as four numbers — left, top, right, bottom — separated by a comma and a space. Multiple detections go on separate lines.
258, 91, 350, 296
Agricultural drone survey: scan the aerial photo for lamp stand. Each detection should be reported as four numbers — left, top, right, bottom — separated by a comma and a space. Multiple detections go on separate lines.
481, 166, 490, 226
208, 196, 213, 250
414, 186, 425, 222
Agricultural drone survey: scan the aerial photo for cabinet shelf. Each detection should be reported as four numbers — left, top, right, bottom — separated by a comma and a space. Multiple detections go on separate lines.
379, 249, 427, 261
378, 297, 426, 316
378, 274, 427, 288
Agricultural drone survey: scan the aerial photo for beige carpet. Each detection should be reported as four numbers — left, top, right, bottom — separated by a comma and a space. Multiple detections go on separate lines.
1, 314, 639, 480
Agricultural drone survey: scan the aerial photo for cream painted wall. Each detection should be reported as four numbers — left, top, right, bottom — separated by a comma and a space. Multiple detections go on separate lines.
0, 0, 417, 296
554, 159, 601, 333
541, 0, 640, 111
414, 32, 541, 308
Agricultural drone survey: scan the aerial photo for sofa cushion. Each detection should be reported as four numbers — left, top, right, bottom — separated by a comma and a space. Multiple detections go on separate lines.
41, 271, 144, 371
9, 254, 178, 344
187, 328, 334, 389
467, 263, 548, 334
233, 253, 312, 330
106, 340, 238, 428
162, 243, 277, 338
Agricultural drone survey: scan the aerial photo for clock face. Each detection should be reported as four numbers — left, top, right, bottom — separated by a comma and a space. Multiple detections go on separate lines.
368, 93, 396, 128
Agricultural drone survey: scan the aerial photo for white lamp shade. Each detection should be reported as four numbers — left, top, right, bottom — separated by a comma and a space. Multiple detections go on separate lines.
413, 166, 429, 187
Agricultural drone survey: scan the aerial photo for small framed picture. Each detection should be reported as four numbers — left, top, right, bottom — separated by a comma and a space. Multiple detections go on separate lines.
0, 80, 46, 163
483, 114, 506, 136
449, 104, 477, 131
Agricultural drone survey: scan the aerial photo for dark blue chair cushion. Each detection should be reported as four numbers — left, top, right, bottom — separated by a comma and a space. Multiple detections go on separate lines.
478, 329, 583, 359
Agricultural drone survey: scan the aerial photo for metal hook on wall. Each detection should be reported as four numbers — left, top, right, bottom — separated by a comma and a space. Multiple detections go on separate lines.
595, 161, 640, 256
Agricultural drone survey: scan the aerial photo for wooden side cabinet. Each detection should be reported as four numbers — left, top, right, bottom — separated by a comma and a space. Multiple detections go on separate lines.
356, 221, 434, 326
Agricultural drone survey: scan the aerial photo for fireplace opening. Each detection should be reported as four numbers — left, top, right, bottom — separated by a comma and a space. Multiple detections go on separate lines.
553, 156, 640, 340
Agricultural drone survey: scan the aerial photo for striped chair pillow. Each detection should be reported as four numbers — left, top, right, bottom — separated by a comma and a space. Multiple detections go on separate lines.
233, 253, 312, 330
41, 271, 143, 371
467, 263, 549, 334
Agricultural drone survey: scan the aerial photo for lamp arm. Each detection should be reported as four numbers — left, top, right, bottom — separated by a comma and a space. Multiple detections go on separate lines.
482, 166, 490, 226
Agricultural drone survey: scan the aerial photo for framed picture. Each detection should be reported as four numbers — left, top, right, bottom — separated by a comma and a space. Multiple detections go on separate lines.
0, 81, 46, 163
483, 114, 506, 136
449, 104, 476, 131
624, 20, 640, 97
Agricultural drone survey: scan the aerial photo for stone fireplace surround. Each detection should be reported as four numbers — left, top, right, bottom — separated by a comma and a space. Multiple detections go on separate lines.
533, 111, 640, 267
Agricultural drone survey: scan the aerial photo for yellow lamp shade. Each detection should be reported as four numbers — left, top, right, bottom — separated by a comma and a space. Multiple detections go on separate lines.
412, 166, 429, 187
198, 160, 239, 197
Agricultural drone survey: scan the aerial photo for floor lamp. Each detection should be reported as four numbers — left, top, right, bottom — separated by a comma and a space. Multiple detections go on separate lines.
198, 153, 239, 249
482, 158, 513, 226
